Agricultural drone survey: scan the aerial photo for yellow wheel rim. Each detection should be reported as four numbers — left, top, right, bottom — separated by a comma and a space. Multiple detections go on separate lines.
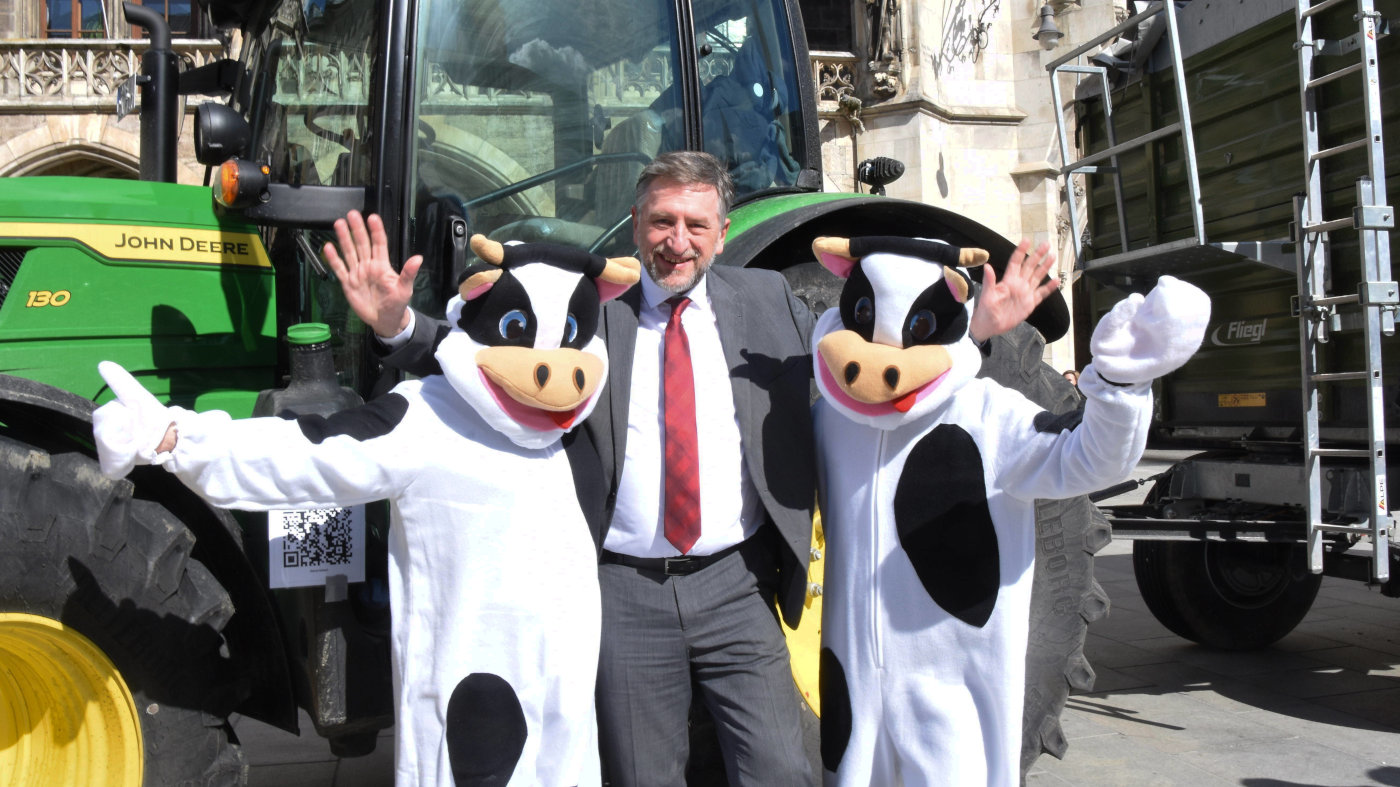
782, 512, 825, 717
0, 613, 143, 787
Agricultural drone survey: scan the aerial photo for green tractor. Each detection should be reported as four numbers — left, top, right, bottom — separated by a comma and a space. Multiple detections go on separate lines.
0, 0, 1099, 783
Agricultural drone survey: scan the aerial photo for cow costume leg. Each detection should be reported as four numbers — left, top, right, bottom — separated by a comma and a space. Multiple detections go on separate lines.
446, 673, 528, 784
809, 236, 1209, 786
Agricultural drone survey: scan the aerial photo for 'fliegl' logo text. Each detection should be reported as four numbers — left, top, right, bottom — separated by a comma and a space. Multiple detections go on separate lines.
1210, 319, 1267, 346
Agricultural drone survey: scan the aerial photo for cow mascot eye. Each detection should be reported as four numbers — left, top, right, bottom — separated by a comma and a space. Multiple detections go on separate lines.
563, 314, 579, 344
908, 309, 937, 341
498, 309, 529, 340
854, 296, 874, 325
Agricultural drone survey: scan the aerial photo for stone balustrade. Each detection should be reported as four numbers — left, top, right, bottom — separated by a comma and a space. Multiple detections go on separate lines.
811, 50, 859, 110
0, 39, 224, 112
1, 39, 878, 117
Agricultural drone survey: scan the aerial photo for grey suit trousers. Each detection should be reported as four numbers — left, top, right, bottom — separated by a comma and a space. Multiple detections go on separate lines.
596, 533, 813, 787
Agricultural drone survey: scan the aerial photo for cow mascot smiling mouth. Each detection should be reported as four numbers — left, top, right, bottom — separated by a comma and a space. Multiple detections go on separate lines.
809, 235, 1209, 787
92, 235, 640, 787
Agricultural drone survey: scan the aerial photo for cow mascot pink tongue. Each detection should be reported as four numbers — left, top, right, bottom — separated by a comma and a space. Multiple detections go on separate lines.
92, 235, 640, 787
809, 235, 1209, 787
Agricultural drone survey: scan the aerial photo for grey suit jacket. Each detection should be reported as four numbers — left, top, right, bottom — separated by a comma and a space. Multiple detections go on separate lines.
590, 264, 817, 628
379, 263, 818, 627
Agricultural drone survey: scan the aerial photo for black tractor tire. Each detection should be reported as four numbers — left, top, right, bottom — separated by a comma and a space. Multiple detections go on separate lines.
976, 323, 1112, 774
1020, 495, 1111, 770
0, 435, 248, 785
1133, 540, 1322, 650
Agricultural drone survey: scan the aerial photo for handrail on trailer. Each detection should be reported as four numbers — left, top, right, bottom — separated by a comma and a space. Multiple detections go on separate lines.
1046, 1, 1207, 272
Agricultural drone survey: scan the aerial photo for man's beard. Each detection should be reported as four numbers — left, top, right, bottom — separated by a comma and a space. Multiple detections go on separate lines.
643, 245, 712, 294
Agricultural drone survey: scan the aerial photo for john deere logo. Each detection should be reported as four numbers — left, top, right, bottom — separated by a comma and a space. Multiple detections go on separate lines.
0, 221, 270, 267
1210, 319, 1267, 346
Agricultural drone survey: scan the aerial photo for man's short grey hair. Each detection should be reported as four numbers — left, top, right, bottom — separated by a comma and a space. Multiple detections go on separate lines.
635, 151, 734, 221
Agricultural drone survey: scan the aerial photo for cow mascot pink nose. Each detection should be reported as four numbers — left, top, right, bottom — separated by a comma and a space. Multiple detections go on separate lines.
809, 235, 1209, 787
93, 235, 640, 787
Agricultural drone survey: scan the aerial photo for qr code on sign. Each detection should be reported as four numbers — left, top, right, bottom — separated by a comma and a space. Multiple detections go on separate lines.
281, 508, 354, 568
268, 505, 365, 588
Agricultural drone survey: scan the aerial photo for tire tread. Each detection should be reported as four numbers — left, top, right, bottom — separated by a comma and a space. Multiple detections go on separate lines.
0, 435, 248, 786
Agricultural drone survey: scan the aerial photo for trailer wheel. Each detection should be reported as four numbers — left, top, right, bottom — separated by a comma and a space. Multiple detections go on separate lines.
0, 436, 247, 786
1133, 540, 1321, 650
1128, 532, 1195, 643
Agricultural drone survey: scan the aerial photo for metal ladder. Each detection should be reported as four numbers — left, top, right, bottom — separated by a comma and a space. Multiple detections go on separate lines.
1293, 0, 1396, 581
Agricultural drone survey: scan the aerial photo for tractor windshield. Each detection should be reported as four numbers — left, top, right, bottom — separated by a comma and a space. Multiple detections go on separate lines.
406, 0, 807, 256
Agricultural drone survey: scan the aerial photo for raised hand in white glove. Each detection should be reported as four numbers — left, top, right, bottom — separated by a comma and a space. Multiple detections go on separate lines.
1089, 275, 1211, 385
93, 361, 181, 479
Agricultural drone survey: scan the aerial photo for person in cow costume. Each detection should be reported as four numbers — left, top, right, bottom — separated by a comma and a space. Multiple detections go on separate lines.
91, 233, 641, 787
809, 235, 1209, 786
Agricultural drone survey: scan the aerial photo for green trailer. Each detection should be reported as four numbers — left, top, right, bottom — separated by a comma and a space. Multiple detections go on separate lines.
1052, 0, 1400, 651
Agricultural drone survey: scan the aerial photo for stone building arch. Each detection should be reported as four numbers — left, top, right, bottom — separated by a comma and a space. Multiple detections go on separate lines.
0, 114, 204, 183
0, 116, 140, 178
414, 121, 548, 217
3, 140, 139, 178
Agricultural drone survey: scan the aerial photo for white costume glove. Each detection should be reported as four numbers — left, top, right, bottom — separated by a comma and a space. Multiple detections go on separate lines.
1090, 275, 1211, 384
93, 361, 180, 479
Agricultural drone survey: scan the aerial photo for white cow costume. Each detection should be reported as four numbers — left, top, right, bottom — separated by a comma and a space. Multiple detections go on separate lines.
92, 236, 641, 787
808, 236, 1209, 786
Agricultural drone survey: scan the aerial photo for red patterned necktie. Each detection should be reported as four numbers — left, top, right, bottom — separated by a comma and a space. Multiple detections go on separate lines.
663, 296, 702, 554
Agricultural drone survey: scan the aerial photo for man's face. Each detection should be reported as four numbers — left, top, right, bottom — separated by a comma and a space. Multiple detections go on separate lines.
631, 178, 730, 294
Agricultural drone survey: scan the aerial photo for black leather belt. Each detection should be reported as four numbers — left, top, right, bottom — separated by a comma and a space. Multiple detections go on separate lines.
601, 542, 744, 576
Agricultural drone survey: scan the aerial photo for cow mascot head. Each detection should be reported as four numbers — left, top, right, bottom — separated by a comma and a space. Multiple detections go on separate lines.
810, 235, 991, 431
438, 234, 640, 449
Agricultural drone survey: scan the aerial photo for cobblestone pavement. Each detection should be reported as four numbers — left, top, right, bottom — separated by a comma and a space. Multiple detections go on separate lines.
236, 453, 1400, 786
1028, 540, 1400, 787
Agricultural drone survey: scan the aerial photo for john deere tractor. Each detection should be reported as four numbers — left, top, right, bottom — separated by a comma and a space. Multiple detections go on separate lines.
0, 0, 1099, 783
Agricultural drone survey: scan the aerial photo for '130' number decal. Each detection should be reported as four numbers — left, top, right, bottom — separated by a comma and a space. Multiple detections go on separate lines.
26, 290, 71, 307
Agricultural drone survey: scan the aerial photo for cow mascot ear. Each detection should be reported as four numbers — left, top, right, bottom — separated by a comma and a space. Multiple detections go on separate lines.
809, 235, 989, 431
813, 237, 860, 279
595, 256, 641, 303
435, 234, 639, 449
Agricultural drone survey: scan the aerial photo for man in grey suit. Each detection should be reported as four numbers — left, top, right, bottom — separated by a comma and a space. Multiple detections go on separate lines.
323, 151, 1058, 784
588, 152, 817, 784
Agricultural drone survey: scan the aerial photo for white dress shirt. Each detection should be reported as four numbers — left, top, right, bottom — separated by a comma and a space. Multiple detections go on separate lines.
604, 272, 762, 557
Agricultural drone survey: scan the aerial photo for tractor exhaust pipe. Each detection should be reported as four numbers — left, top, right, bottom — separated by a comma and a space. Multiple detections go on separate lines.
122, 2, 178, 183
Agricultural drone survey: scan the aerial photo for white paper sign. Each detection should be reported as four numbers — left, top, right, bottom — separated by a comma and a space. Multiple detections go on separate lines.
268, 505, 366, 589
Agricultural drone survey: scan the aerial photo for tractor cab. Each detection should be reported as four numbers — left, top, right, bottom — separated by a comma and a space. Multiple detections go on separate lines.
202, 0, 817, 329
